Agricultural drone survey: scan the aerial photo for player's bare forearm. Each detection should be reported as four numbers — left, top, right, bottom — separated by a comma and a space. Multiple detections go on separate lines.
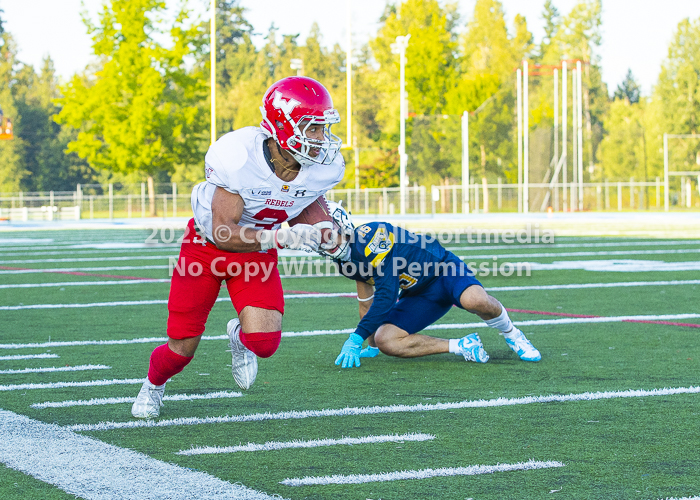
211, 187, 263, 252
212, 221, 263, 252
356, 281, 374, 320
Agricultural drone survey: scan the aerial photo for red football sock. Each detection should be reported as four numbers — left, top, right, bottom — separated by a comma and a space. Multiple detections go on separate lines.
147, 343, 193, 386
239, 331, 281, 358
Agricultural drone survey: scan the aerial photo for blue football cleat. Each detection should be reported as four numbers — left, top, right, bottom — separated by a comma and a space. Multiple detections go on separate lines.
457, 333, 489, 363
504, 329, 541, 362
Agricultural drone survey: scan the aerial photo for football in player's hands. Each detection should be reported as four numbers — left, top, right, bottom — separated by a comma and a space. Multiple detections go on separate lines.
288, 196, 340, 251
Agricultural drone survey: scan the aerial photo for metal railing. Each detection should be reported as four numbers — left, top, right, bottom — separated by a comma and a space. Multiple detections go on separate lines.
0, 177, 697, 220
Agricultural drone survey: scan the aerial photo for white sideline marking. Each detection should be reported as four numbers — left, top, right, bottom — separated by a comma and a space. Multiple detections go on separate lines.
66, 386, 700, 432
2, 312, 699, 351
32, 390, 243, 409
3, 277, 699, 308
280, 459, 565, 486
0, 353, 59, 360
0, 238, 54, 245
0, 279, 170, 289
0, 255, 174, 264
177, 432, 435, 456
660, 497, 700, 500
445, 240, 700, 251
455, 248, 700, 259
0, 364, 110, 375
487, 279, 700, 291
0, 378, 144, 392
0, 409, 281, 500
522, 259, 700, 272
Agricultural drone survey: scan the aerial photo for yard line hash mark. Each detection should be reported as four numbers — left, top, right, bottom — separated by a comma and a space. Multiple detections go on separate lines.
280, 459, 565, 486
177, 433, 434, 455
0, 364, 110, 375
66, 386, 700, 432
32, 391, 243, 409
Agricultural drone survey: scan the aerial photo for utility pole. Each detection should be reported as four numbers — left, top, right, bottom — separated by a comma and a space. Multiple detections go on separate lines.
346, 0, 352, 148
391, 35, 410, 215
210, 0, 216, 145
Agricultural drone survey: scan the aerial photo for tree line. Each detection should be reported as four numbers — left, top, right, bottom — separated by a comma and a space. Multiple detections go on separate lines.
0, 0, 698, 202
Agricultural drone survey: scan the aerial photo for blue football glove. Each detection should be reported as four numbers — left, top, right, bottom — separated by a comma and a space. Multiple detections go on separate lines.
335, 333, 364, 368
360, 346, 380, 358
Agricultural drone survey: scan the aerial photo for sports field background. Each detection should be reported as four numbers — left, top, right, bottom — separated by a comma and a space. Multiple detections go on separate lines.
0, 222, 699, 499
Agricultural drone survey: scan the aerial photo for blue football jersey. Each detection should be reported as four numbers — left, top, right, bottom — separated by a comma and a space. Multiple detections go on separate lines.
334, 221, 469, 339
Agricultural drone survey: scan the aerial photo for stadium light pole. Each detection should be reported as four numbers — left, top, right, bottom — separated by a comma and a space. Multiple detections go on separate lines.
571, 67, 577, 212
523, 60, 529, 214
577, 60, 584, 211
210, 0, 216, 145
516, 68, 522, 213
391, 34, 410, 215
664, 133, 669, 212
461, 111, 469, 213
346, 0, 352, 149
562, 61, 568, 210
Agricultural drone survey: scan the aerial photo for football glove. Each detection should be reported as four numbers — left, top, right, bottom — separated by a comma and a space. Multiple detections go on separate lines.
260, 224, 322, 253
360, 346, 380, 358
335, 333, 364, 368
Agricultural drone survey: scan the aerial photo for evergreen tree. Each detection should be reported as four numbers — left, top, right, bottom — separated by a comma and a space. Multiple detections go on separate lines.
613, 69, 641, 104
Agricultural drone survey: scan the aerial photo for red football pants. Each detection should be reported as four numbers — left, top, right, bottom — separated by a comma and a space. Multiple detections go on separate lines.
166, 219, 285, 340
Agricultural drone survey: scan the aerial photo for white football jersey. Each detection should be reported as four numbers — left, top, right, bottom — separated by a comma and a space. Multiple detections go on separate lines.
191, 127, 345, 241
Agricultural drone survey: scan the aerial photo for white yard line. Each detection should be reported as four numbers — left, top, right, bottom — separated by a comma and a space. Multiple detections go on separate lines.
0, 364, 110, 374
487, 279, 700, 291
0, 409, 282, 500
32, 390, 243, 409
177, 433, 435, 456
3, 278, 699, 307
2, 312, 699, 350
445, 240, 700, 251
0, 293, 354, 309
0, 247, 179, 257
0, 378, 144, 392
0, 353, 58, 360
0, 278, 170, 289
0, 265, 169, 274
66, 386, 700, 432
280, 459, 565, 486
0, 279, 171, 289
0, 248, 697, 266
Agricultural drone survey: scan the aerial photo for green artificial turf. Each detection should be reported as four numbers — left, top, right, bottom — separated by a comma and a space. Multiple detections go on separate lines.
0, 229, 699, 499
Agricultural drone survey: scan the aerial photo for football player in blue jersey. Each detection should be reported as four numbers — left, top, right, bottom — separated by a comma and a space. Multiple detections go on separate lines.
318, 202, 541, 369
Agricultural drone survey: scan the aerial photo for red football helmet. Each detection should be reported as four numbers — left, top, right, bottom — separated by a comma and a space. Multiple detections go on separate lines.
260, 76, 342, 167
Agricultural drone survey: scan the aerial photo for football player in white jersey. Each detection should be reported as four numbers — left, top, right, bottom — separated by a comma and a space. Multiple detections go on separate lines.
132, 77, 345, 418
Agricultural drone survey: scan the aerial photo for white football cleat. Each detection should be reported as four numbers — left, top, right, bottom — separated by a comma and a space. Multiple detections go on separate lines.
131, 379, 165, 419
227, 318, 258, 390
504, 329, 541, 362
457, 333, 489, 363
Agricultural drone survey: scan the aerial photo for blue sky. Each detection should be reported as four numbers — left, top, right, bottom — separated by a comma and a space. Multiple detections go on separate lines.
3, 0, 700, 95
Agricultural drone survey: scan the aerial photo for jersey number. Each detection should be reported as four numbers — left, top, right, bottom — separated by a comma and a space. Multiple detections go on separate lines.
252, 208, 289, 230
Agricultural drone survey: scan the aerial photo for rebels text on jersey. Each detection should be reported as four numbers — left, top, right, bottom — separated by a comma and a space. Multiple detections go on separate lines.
191, 127, 345, 241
